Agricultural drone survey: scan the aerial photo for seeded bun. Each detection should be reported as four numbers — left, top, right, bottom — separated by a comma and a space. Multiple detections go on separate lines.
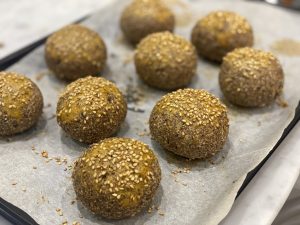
219, 47, 284, 107
120, 0, 175, 45
72, 137, 161, 219
56, 76, 127, 144
150, 89, 229, 159
45, 24, 107, 81
135, 32, 197, 90
0, 72, 43, 136
191, 11, 253, 62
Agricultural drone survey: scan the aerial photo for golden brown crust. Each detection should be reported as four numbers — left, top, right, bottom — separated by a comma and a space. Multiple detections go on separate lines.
72, 137, 161, 219
191, 11, 253, 62
56, 76, 127, 144
0, 72, 43, 136
150, 88, 229, 159
45, 24, 107, 81
135, 32, 197, 90
120, 0, 175, 45
219, 47, 284, 107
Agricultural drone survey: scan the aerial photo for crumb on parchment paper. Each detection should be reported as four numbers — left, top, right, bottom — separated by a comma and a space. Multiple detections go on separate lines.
62, 220, 81, 225
158, 211, 165, 216
56, 208, 63, 216
40, 195, 49, 204
147, 204, 165, 216
32, 146, 70, 167
170, 167, 190, 186
136, 127, 150, 137
41, 150, 48, 158
72, 222, 81, 225
171, 167, 191, 175
276, 96, 288, 108
35, 70, 49, 81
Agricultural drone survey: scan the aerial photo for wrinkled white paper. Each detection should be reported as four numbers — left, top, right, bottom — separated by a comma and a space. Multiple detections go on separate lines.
1, 1, 300, 225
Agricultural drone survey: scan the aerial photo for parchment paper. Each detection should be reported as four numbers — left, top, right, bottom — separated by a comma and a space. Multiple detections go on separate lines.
1, 1, 300, 225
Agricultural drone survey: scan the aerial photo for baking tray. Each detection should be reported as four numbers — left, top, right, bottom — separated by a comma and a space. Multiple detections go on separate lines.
0, 0, 300, 224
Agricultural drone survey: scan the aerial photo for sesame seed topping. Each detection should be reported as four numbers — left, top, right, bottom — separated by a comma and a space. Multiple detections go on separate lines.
56, 76, 127, 144
191, 11, 253, 62
150, 88, 229, 159
120, 0, 175, 44
72, 137, 161, 219
0, 72, 43, 136
219, 47, 284, 107
135, 31, 197, 90
45, 24, 107, 81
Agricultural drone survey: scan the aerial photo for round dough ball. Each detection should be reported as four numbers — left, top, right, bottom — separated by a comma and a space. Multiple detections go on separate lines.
150, 88, 229, 159
135, 32, 197, 90
56, 76, 127, 144
120, 0, 175, 45
72, 137, 161, 219
0, 72, 43, 136
45, 24, 107, 81
219, 47, 284, 107
191, 11, 254, 62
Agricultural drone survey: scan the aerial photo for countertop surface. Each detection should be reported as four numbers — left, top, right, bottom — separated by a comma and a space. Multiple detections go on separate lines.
0, 1, 299, 225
